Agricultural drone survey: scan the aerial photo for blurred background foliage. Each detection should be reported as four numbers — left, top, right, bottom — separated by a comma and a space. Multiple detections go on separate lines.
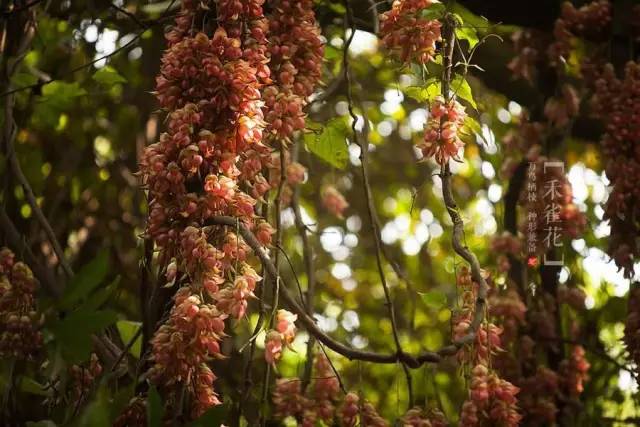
0, 0, 638, 425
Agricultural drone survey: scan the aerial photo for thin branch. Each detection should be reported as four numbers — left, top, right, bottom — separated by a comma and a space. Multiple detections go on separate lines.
290, 141, 318, 390
0, 1, 178, 99
342, 0, 413, 407
260, 144, 288, 426
109, 3, 148, 30
2, 14, 73, 278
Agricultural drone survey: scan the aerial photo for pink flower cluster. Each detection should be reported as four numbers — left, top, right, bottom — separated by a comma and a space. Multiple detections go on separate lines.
138, 0, 324, 418
321, 185, 349, 219
264, 309, 297, 365
454, 268, 522, 426
272, 354, 344, 425
68, 353, 103, 403
113, 397, 147, 427
0, 247, 42, 360
548, 0, 611, 67
380, 0, 442, 65
148, 287, 227, 417
559, 345, 591, 396
591, 61, 640, 277
460, 364, 521, 427
418, 96, 467, 165
264, 0, 324, 141
340, 392, 389, 427
400, 406, 447, 427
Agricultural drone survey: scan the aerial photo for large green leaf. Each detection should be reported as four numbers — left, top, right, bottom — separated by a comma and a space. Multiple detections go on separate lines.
82, 276, 120, 312
147, 386, 164, 427
455, 26, 479, 49
305, 119, 349, 169
40, 81, 87, 110
50, 309, 118, 363
419, 290, 448, 309
451, 75, 476, 108
59, 250, 110, 310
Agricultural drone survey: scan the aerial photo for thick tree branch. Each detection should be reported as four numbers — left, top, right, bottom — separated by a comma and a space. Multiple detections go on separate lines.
207, 215, 475, 368
438, 15, 489, 348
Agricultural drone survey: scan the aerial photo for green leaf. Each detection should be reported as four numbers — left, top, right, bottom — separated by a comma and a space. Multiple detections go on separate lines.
78, 386, 110, 427
92, 66, 127, 86
11, 72, 38, 88
147, 386, 164, 427
116, 320, 142, 359
59, 250, 110, 310
305, 119, 349, 169
83, 276, 120, 312
404, 78, 441, 103
19, 377, 50, 397
455, 26, 479, 49
450, 3, 489, 30
40, 81, 87, 110
324, 45, 341, 61
462, 115, 488, 146
185, 403, 230, 427
451, 75, 476, 108
419, 2, 446, 20
419, 290, 448, 309
50, 309, 118, 363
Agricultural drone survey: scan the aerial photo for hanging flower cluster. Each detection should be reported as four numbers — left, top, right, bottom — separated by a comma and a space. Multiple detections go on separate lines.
483, 226, 592, 424
590, 61, 640, 277
507, 29, 548, 83
138, 0, 325, 416
454, 267, 522, 427
548, 0, 611, 67
68, 353, 103, 403
272, 354, 341, 425
543, 84, 580, 128
114, 397, 147, 427
379, 0, 442, 65
321, 185, 349, 219
340, 392, 389, 427
264, 0, 323, 141
460, 364, 521, 427
559, 345, 591, 397
0, 247, 42, 360
139, 0, 274, 417
418, 96, 467, 165
264, 309, 297, 365
400, 407, 447, 427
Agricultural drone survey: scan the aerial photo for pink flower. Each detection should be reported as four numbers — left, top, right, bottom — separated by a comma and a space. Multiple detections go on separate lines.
322, 185, 349, 219
264, 330, 283, 365
275, 309, 297, 345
